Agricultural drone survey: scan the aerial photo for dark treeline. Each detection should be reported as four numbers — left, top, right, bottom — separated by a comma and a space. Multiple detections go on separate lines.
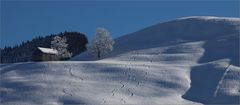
0, 31, 88, 63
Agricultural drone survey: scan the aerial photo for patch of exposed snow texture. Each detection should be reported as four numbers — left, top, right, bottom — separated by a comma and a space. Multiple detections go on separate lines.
37, 47, 58, 54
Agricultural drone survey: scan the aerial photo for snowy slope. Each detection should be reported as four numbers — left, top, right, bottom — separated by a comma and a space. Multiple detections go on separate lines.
112, 16, 239, 62
1, 16, 240, 105
1, 41, 205, 105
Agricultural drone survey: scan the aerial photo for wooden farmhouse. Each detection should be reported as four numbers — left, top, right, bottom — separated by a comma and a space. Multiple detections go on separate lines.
32, 47, 60, 61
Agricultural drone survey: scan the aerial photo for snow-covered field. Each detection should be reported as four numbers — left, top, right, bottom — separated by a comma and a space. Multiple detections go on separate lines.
1, 16, 240, 105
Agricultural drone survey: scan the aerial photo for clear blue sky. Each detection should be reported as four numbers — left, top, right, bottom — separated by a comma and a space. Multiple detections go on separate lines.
1, 0, 239, 48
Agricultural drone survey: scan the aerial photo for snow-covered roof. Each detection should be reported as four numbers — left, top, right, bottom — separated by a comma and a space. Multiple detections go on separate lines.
37, 47, 58, 54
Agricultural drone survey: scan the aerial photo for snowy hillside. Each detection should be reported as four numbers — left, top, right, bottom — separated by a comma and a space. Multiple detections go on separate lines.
112, 16, 239, 65
1, 16, 240, 105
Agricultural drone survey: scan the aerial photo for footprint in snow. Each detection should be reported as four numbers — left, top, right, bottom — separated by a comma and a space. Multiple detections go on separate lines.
127, 88, 134, 96
121, 98, 126, 104
62, 88, 72, 96
102, 99, 107, 104
69, 68, 84, 80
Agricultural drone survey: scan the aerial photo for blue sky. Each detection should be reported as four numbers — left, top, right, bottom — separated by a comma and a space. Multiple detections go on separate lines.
1, 0, 239, 48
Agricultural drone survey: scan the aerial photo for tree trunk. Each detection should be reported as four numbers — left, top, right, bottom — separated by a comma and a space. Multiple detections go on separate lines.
97, 50, 100, 59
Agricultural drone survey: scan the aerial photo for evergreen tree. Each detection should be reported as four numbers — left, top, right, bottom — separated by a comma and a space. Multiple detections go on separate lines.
1, 31, 88, 63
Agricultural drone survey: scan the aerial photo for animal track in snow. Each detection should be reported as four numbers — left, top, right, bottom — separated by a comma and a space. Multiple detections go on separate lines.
128, 88, 134, 96
120, 81, 125, 88
111, 88, 116, 96
64, 64, 84, 80
102, 99, 107, 104
69, 68, 84, 80
121, 98, 126, 104
62, 88, 72, 96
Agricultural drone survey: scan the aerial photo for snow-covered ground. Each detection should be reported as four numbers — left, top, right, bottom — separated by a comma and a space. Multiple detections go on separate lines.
1, 16, 240, 105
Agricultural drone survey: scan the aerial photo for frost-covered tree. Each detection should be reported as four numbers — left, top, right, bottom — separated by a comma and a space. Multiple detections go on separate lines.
88, 27, 115, 59
51, 36, 72, 58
